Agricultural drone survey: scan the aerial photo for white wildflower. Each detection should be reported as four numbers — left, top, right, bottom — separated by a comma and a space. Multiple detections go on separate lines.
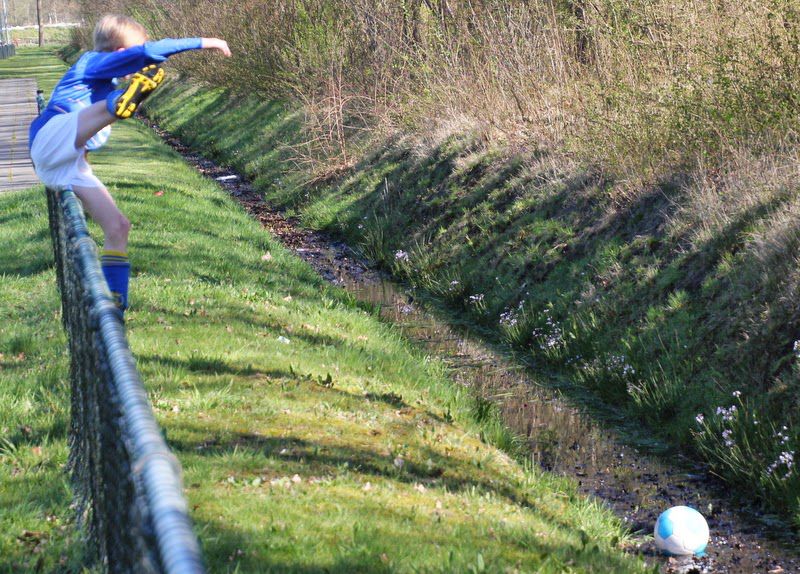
767, 450, 795, 479
499, 306, 520, 327
715, 405, 737, 422
722, 429, 734, 448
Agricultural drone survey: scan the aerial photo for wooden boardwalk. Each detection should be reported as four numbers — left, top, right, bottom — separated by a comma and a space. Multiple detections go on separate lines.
0, 78, 39, 192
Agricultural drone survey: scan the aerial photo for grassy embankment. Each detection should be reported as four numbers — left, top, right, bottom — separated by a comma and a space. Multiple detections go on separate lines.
0, 48, 649, 573
73, 0, 800, 536
144, 65, 800, 528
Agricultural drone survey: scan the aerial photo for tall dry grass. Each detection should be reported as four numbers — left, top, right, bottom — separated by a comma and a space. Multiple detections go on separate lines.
75, 1, 800, 186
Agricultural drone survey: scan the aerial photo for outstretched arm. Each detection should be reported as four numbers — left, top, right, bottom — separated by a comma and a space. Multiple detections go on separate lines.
201, 38, 232, 57
84, 37, 231, 80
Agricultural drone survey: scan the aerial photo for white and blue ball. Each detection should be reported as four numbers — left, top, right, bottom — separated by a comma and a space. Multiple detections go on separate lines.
654, 506, 709, 556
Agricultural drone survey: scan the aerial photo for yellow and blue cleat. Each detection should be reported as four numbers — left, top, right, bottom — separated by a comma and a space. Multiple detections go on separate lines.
109, 65, 165, 119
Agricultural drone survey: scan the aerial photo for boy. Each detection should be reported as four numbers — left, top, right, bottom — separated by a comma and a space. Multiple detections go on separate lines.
29, 14, 231, 311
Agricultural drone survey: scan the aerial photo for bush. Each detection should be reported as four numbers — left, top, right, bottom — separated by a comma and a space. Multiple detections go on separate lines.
74, 1, 800, 182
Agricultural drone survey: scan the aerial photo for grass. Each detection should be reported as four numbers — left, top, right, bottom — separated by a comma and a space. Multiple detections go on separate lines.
0, 48, 649, 573
10, 26, 75, 46
143, 73, 800, 528
0, 46, 67, 95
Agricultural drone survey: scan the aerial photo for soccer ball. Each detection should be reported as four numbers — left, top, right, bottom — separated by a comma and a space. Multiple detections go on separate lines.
654, 506, 709, 556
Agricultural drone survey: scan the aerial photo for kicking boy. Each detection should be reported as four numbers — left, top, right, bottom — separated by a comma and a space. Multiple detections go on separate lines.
29, 14, 231, 311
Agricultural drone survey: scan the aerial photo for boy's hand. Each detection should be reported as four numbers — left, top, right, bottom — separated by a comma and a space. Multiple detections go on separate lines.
201, 38, 232, 57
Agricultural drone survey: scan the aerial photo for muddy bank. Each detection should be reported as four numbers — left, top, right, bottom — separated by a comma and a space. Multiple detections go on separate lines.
147, 120, 798, 574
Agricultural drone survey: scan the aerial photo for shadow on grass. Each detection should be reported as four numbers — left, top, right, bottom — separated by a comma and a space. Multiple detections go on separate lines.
138, 353, 287, 378
188, 459, 635, 573
0, 48, 65, 94
194, 522, 393, 574
0, 252, 53, 278
6, 418, 68, 447
310, 128, 800, 418
130, 295, 361, 349
172, 423, 544, 519
0, 209, 53, 277
0, 472, 83, 573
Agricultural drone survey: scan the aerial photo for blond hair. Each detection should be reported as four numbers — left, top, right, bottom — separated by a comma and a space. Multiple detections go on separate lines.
93, 14, 147, 52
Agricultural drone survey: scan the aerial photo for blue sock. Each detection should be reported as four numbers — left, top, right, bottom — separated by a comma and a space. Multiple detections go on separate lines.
101, 250, 130, 311
105, 89, 124, 116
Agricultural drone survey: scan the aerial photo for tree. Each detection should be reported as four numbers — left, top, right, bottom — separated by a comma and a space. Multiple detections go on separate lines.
36, 0, 42, 46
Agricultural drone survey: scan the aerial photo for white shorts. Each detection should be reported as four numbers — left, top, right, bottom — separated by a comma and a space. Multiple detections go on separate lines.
30, 112, 104, 189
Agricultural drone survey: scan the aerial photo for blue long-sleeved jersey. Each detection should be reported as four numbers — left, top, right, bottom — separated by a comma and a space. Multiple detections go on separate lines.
29, 38, 202, 150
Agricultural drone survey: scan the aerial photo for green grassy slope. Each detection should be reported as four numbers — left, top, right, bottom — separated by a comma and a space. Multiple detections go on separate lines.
0, 48, 647, 573
144, 78, 800, 526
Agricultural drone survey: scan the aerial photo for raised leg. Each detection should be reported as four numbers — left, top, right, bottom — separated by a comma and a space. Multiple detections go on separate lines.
73, 65, 165, 149
75, 102, 117, 150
